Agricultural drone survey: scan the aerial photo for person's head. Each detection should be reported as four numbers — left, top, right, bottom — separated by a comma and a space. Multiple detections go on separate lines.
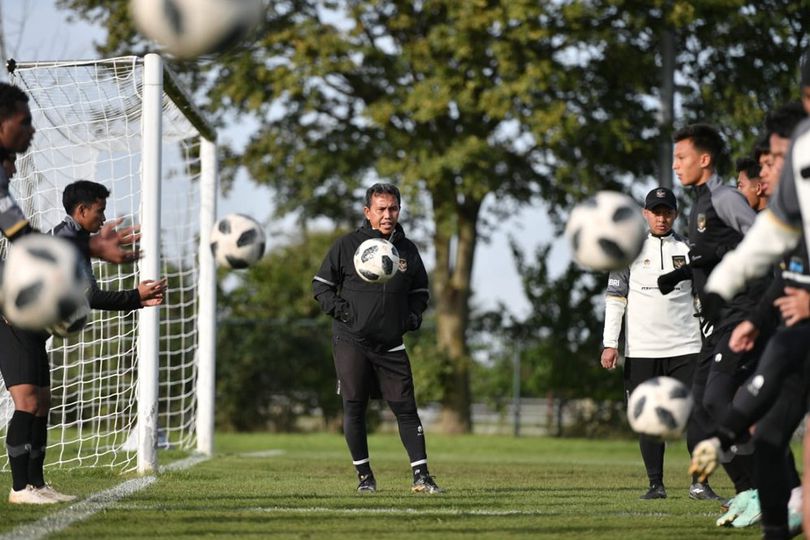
763, 101, 807, 195
672, 124, 726, 187
643, 187, 677, 236
62, 180, 110, 233
753, 133, 772, 190
801, 48, 810, 113
0, 83, 34, 154
0, 152, 16, 180
734, 156, 765, 210
363, 183, 401, 236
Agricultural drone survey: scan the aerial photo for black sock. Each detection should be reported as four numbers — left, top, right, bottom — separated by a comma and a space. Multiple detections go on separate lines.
722, 453, 754, 493
343, 399, 371, 476
6, 410, 35, 492
387, 399, 427, 476
28, 416, 48, 488
755, 441, 789, 529
639, 435, 664, 486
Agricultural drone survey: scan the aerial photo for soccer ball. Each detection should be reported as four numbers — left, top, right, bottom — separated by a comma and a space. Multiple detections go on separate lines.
627, 376, 693, 439
130, 0, 262, 60
564, 191, 646, 271
47, 294, 91, 337
1, 235, 91, 332
353, 238, 399, 283
210, 213, 266, 269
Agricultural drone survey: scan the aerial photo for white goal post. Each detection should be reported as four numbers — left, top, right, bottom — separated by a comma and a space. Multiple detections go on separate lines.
0, 54, 218, 474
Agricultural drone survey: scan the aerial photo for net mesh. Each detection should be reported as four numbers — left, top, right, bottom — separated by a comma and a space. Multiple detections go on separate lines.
0, 57, 206, 472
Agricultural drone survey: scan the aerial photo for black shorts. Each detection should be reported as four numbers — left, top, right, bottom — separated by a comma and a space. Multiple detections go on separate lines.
332, 335, 414, 402
0, 319, 50, 388
623, 353, 697, 401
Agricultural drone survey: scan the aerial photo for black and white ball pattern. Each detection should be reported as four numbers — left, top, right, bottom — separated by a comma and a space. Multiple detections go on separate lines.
353, 238, 399, 283
2, 234, 90, 332
210, 213, 266, 269
627, 376, 693, 439
564, 190, 646, 271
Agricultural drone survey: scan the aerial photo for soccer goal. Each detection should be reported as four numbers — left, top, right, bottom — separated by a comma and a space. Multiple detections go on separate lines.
0, 54, 218, 474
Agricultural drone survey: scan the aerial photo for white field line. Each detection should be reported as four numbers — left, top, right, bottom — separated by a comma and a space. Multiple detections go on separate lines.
0, 454, 208, 540
237, 449, 286, 458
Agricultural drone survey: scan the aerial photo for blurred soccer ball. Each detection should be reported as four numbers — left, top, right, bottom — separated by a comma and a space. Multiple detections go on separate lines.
353, 238, 399, 283
210, 213, 266, 269
627, 376, 693, 439
2, 234, 90, 332
564, 190, 646, 271
47, 294, 91, 337
130, 0, 262, 60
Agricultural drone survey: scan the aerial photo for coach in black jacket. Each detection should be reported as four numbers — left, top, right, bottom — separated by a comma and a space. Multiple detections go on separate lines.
313, 183, 441, 495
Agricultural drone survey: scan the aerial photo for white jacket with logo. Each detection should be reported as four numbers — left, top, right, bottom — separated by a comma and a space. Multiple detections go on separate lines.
602, 232, 702, 358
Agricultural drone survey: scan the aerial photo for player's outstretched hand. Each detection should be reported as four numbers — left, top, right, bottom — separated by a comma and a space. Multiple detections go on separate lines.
688, 437, 722, 483
139, 278, 168, 307
89, 218, 142, 264
728, 320, 759, 353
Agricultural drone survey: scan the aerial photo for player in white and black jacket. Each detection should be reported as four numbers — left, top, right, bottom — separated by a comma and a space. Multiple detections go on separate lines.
601, 187, 702, 500
312, 183, 439, 494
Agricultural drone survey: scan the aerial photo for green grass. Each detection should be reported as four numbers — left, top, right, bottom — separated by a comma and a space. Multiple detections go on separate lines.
0, 433, 761, 539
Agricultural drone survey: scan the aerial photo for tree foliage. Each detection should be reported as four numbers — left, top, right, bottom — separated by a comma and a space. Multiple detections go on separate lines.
57, 0, 810, 431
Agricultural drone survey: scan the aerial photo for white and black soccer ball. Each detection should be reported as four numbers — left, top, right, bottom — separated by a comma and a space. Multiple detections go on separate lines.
627, 376, 693, 439
564, 190, 646, 271
2, 235, 91, 332
354, 238, 399, 283
130, 0, 262, 60
210, 213, 266, 269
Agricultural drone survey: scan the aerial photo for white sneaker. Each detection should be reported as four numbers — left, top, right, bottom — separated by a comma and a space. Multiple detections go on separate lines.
35, 484, 77, 502
8, 485, 59, 505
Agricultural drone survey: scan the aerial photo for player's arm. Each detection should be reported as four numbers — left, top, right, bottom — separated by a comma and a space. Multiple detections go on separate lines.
312, 240, 352, 323
601, 268, 628, 369
0, 167, 34, 240
404, 249, 429, 331
706, 210, 800, 301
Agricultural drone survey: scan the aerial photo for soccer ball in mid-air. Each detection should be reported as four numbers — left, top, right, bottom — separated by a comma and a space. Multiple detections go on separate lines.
130, 0, 262, 60
1, 234, 90, 332
47, 294, 91, 337
210, 213, 266, 269
627, 376, 693, 439
564, 191, 646, 271
354, 238, 399, 283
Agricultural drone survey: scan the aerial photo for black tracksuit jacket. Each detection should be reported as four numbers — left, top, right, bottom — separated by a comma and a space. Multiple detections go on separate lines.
312, 221, 429, 351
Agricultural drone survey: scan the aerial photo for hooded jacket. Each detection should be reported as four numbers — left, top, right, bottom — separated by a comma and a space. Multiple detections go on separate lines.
312, 220, 429, 351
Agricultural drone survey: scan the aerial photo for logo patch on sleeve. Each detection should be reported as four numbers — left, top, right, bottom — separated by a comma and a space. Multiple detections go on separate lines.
672, 255, 686, 269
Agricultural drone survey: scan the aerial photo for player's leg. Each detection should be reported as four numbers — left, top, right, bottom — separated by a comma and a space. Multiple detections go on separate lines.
373, 349, 441, 494
686, 340, 723, 499
749, 375, 804, 536
0, 321, 56, 504
624, 357, 666, 498
703, 332, 756, 498
333, 336, 376, 491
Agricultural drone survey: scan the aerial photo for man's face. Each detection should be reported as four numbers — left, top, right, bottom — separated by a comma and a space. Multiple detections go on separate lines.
766, 133, 790, 196
363, 193, 399, 236
643, 206, 676, 236
0, 102, 34, 154
75, 198, 107, 233
736, 171, 763, 209
673, 139, 709, 186
758, 152, 773, 194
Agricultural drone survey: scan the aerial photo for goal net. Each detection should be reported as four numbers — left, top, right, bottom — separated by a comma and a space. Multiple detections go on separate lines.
0, 55, 218, 473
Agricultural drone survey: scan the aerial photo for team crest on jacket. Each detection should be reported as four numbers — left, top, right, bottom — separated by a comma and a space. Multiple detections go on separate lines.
672, 255, 686, 269
697, 213, 707, 233
398, 258, 408, 272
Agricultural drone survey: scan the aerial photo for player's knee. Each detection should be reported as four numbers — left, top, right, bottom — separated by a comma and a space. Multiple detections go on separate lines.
388, 399, 417, 418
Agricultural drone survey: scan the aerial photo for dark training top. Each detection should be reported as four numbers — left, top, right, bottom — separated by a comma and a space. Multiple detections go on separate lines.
313, 221, 429, 351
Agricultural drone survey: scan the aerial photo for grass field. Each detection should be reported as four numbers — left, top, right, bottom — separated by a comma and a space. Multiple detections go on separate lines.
0, 433, 764, 539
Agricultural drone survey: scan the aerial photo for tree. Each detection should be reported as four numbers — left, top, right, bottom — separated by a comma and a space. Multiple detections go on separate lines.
58, 0, 810, 432
215, 230, 341, 431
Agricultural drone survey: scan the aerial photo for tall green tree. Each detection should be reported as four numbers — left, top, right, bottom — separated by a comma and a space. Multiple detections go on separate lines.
58, 0, 809, 432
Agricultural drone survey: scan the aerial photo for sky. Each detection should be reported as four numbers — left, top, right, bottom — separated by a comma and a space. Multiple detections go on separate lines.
0, 0, 571, 318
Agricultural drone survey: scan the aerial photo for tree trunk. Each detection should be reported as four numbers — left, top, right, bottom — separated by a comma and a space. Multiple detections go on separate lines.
431, 196, 480, 433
